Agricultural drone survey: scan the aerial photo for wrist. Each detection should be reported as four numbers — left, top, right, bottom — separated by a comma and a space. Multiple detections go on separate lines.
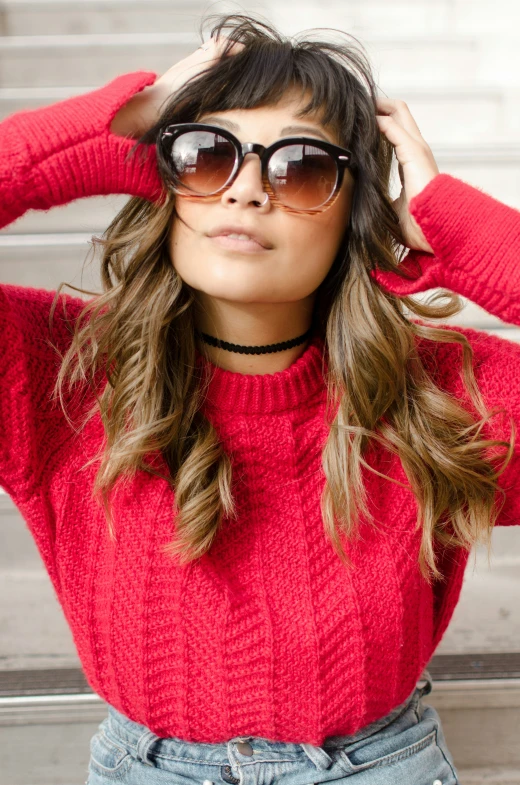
109, 81, 167, 140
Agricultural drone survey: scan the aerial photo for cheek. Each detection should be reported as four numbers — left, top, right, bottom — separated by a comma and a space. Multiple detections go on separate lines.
168, 203, 200, 277
278, 224, 345, 299
292, 201, 350, 277
169, 203, 190, 252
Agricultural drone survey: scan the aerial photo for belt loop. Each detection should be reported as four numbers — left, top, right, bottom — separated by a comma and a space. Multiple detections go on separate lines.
135, 728, 158, 766
300, 743, 334, 770
418, 669, 433, 698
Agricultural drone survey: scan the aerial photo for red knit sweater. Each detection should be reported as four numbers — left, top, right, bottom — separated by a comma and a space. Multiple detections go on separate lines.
1, 71, 519, 746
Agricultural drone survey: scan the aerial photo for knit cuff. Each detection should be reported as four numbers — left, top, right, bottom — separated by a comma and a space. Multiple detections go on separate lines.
371, 174, 520, 327
1, 71, 165, 227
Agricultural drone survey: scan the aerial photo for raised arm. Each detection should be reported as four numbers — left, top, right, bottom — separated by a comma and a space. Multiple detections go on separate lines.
370, 97, 520, 327
372, 173, 520, 328
0, 70, 165, 231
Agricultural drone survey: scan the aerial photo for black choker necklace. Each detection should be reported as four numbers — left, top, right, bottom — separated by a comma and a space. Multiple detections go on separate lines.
197, 327, 313, 355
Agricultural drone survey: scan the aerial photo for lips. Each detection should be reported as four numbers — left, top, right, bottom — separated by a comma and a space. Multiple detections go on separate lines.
207, 224, 273, 249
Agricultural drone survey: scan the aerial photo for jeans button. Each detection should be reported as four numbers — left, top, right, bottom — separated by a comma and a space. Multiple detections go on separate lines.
236, 741, 253, 756
221, 764, 240, 784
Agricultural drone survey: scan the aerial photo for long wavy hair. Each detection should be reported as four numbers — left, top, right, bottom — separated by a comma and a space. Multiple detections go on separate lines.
49, 13, 515, 584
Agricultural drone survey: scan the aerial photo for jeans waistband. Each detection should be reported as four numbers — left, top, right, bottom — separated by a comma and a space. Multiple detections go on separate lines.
317, 670, 433, 752
105, 670, 433, 772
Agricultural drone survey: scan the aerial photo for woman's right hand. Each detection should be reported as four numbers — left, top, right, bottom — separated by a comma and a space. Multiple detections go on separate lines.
110, 36, 243, 139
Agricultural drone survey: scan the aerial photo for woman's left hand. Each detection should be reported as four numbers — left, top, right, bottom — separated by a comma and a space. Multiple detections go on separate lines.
375, 97, 440, 254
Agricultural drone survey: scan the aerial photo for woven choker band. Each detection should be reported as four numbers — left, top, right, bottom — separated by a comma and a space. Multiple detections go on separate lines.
197, 327, 313, 355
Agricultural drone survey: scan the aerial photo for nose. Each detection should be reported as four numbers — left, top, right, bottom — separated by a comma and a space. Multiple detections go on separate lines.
221, 153, 269, 209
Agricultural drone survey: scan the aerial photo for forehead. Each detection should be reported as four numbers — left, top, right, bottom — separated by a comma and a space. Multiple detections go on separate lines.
197, 88, 338, 143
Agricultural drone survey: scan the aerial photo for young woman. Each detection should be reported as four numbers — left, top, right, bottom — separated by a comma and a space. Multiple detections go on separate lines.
1, 12, 519, 785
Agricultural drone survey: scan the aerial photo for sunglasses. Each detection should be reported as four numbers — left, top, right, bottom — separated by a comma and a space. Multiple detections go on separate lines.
156, 123, 354, 214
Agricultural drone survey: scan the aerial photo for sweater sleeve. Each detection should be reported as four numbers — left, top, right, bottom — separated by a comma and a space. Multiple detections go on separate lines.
0, 71, 170, 472
0, 283, 94, 591
372, 174, 520, 526
0, 69, 165, 230
0, 283, 86, 499
370, 173, 520, 327
0, 71, 163, 508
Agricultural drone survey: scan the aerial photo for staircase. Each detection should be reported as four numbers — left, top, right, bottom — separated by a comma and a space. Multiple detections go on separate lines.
0, 1, 519, 783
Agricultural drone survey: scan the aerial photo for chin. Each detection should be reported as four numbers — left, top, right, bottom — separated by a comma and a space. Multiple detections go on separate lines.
183, 275, 273, 300
200, 288, 275, 303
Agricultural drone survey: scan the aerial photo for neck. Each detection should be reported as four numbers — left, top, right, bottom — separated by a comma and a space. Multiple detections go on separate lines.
194, 297, 315, 374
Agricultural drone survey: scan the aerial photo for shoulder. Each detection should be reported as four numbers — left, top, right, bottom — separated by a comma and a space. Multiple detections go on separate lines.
0, 282, 88, 316
0, 283, 91, 355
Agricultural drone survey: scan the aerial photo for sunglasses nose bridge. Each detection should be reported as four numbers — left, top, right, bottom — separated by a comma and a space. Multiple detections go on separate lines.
239, 142, 268, 172
235, 142, 268, 187
240, 142, 267, 157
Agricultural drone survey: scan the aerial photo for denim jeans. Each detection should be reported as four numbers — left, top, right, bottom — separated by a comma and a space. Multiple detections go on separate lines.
86, 670, 460, 784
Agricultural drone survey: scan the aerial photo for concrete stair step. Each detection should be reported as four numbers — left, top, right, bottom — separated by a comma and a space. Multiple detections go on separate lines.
0, 231, 107, 292
306, 1, 452, 37
0, 31, 199, 88
348, 0, 485, 37
3, 0, 507, 40
458, 769, 520, 784
270, 0, 520, 40
0, 193, 129, 235
0, 0, 453, 38
0, 0, 209, 36
0, 31, 480, 88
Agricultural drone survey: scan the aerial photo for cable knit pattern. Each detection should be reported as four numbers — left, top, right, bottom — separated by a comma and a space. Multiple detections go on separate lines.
0, 71, 519, 745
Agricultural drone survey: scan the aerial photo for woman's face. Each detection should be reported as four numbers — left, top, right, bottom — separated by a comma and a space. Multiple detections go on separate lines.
168, 91, 355, 311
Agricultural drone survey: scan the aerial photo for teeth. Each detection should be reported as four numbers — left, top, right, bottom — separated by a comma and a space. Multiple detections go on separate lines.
226, 233, 253, 241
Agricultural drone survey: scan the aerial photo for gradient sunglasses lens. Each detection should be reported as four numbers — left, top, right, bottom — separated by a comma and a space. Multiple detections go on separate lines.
167, 131, 340, 209
170, 130, 237, 194
268, 143, 338, 210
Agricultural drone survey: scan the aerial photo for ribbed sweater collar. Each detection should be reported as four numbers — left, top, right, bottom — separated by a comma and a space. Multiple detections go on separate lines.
195, 334, 327, 415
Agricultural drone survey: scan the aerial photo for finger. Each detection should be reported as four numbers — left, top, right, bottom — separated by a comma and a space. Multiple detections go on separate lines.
185, 36, 241, 73
375, 96, 423, 142
203, 34, 244, 58
375, 113, 428, 174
